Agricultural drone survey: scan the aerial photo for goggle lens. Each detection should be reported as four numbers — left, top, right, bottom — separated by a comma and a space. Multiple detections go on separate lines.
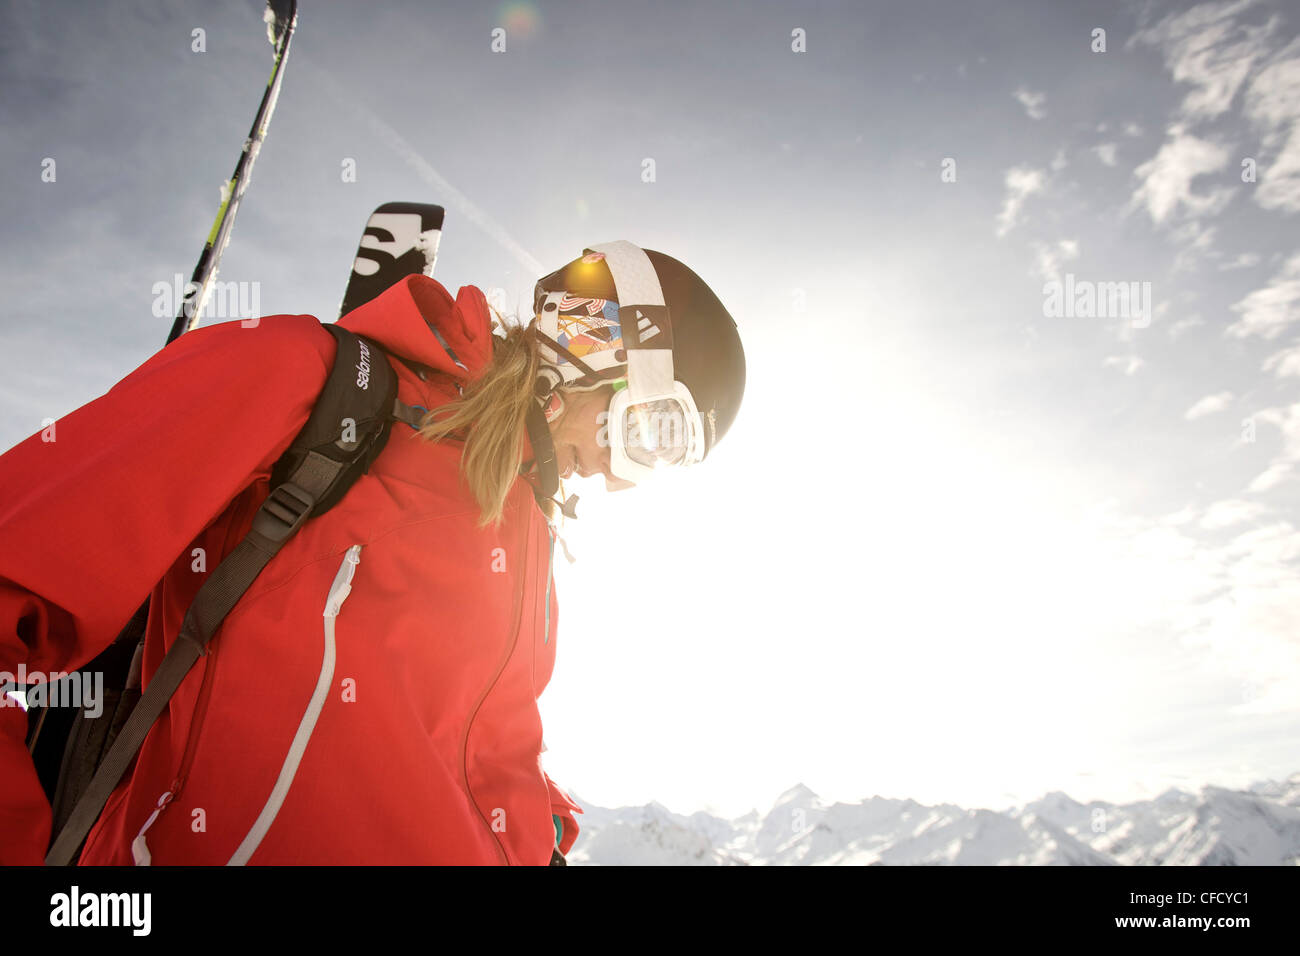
623, 398, 691, 467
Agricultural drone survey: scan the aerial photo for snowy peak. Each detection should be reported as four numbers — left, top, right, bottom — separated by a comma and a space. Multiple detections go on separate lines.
566, 773, 1300, 866
1034, 790, 1084, 811
1248, 772, 1300, 807
771, 782, 821, 809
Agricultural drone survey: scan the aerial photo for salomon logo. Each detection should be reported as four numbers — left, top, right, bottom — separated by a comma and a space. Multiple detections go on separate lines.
356, 340, 371, 390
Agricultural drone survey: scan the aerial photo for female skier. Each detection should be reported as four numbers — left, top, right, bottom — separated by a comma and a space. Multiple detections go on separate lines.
0, 240, 745, 865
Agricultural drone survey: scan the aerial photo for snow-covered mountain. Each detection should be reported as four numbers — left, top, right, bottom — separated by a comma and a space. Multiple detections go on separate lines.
564, 773, 1300, 866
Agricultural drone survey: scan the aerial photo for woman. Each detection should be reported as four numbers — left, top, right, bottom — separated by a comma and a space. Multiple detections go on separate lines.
0, 240, 745, 865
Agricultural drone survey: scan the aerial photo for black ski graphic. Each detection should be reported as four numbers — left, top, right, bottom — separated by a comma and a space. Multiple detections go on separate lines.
339, 202, 446, 318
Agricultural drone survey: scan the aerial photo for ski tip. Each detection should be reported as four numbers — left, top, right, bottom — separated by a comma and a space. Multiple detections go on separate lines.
264, 0, 297, 46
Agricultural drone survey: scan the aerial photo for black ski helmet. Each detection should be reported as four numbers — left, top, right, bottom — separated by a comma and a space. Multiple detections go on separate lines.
530, 243, 746, 460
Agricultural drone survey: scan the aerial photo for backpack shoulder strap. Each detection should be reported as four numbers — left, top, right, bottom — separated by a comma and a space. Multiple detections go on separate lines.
268, 324, 399, 514
46, 323, 399, 866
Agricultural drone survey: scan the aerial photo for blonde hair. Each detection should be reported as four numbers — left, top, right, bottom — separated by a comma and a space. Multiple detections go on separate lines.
415, 306, 557, 529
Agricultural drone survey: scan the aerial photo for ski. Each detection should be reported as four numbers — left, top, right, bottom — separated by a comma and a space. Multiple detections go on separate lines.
338, 202, 446, 318
166, 0, 299, 345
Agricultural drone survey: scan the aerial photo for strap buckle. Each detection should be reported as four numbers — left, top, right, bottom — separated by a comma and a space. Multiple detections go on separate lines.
251, 482, 315, 544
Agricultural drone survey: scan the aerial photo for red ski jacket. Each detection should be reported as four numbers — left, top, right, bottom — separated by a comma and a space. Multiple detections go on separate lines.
0, 275, 583, 865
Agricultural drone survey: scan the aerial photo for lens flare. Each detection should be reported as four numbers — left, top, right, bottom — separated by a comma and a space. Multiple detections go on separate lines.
497, 1, 540, 39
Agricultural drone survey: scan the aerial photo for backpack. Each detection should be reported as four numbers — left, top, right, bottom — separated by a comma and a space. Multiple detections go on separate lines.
25, 323, 427, 865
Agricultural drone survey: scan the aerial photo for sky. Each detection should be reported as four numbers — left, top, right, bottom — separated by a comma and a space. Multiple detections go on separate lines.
1, 0, 1298, 820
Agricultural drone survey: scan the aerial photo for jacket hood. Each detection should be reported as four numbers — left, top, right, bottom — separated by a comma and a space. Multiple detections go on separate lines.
335, 274, 550, 494
335, 274, 494, 382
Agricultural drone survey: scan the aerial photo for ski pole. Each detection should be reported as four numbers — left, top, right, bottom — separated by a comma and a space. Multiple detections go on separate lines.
166, 0, 298, 345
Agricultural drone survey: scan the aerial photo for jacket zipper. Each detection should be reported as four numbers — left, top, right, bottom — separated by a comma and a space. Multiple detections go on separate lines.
131, 635, 220, 864
459, 507, 537, 864
544, 524, 554, 645
160, 487, 264, 809
172, 643, 220, 795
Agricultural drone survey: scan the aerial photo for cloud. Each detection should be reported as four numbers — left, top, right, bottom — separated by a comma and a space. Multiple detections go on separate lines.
1262, 343, 1300, 377
1124, 122, 1144, 137
1131, 129, 1234, 224
1246, 460, 1291, 492
1257, 402, 1300, 457
1013, 87, 1047, 120
1133, 0, 1299, 213
1094, 142, 1118, 166
1246, 401, 1300, 491
1159, 504, 1198, 526
1103, 355, 1145, 376
1218, 251, 1261, 270
1199, 498, 1267, 529
1168, 314, 1206, 339
1193, 519, 1300, 714
1170, 220, 1219, 271
1081, 502, 1300, 715
1243, 36, 1300, 212
1227, 251, 1300, 339
1131, 0, 1277, 121
1033, 238, 1080, 283
995, 166, 1046, 237
1241, 35, 1300, 129
1185, 391, 1235, 420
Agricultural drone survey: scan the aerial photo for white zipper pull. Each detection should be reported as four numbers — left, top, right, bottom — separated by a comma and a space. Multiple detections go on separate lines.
131, 789, 174, 866
324, 545, 362, 618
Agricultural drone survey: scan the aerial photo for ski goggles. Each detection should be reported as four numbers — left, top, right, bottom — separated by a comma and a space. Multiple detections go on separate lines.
605, 379, 706, 483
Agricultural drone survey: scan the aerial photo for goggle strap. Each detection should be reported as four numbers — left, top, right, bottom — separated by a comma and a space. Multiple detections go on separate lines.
523, 397, 560, 499
527, 324, 601, 385
626, 348, 675, 401
584, 242, 667, 313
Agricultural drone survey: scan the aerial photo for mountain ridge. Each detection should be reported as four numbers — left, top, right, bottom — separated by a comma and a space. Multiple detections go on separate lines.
563, 772, 1300, 866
